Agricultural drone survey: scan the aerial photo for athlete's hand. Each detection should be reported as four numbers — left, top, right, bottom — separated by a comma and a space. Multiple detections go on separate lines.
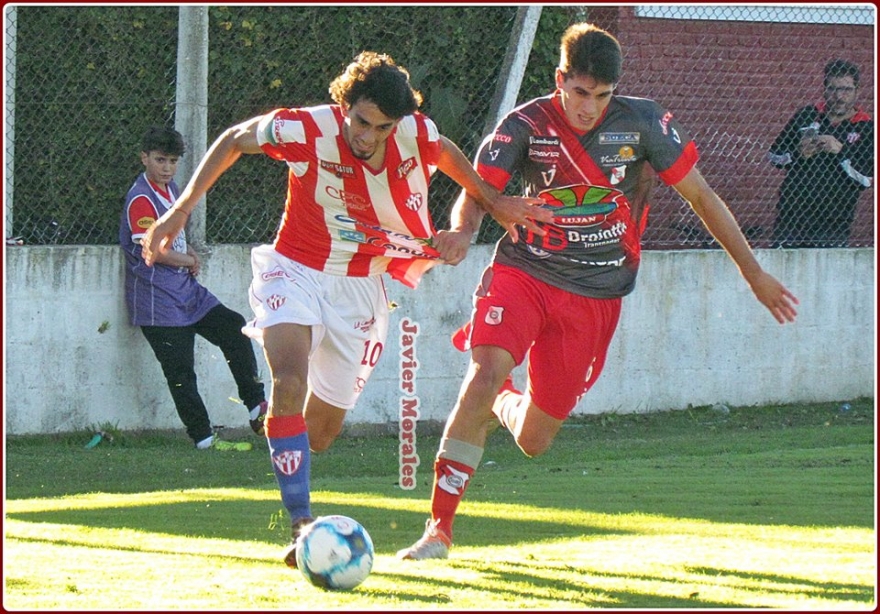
483, 194, 552, 243
188, 248, 202, 277
748, 271, 799, 324
815, 134, 843, 155
141, 209, 189, 266
433, 229, 474, 266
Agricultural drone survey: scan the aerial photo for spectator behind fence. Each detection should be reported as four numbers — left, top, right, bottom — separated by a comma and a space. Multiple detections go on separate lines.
120, 125, 267, 451
768, 59, 874, 248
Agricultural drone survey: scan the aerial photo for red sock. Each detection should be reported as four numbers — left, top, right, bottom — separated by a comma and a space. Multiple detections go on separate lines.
429, 458, 475, 540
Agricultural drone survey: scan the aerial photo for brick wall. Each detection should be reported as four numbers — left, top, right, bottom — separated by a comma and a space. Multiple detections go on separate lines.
600, 7, 874, 248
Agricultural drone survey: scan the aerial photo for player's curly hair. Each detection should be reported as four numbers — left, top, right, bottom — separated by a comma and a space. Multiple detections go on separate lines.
141, 125, 185, 157
329, 51, 423, 119
559, 23, 622, 85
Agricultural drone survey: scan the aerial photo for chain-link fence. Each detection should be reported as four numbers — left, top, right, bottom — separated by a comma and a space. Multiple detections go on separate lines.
4, 5, 874, 248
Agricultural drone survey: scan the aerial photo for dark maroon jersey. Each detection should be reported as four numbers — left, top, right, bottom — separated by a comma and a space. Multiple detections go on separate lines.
477, 90, 698, 298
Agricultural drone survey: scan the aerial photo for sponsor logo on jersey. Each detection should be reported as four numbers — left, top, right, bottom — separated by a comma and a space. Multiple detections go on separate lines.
528, 147, 560, 163
271, 117, 305, 145
272, 450, 303, 476
136, 216, 155, 229
319, 159, 355, 178
599, 132, 640, 145
537, 184, 623, 227
339, 229, 367, 243
600, 148, 637, 166
260, 268, 291, 281
493, 132, 513, 144
266, 294, 287, 311
397, 156, 417, 179
326, 185, 370, 211
529, 136, 560, 146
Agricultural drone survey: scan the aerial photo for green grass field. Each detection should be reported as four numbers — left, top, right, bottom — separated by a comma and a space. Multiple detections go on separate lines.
4, 399, 876, 610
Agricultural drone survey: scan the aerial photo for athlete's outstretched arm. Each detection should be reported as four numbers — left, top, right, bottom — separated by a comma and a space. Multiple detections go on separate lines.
141, 116, 264, 266
436, 136, 550, 242
674, 167, 799, 324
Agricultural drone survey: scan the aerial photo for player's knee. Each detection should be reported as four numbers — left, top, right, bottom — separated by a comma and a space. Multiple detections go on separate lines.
514, 431, 554, 458
272, 371, 307, 400
308, 424, 343, 453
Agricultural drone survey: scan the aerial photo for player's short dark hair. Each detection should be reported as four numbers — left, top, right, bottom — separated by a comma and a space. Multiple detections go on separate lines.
824, 59, 860, 87
141, 125, 186, 157
328, 51, 423, 119
559, 22, 622, 85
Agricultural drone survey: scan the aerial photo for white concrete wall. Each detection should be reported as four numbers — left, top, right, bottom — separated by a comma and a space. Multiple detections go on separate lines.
4, 245, 874, 435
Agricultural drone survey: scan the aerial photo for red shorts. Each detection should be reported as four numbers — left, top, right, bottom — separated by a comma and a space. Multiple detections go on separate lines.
469, 264, 621, 420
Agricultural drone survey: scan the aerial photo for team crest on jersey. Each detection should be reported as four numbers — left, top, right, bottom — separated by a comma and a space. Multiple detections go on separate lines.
272, 450, 303, 476
136, 216, 155, 229
405, 193, 424, 212
610, 165, 627, 185
266, 294, 287, 311
396, 157, 417, 179
537, 184, 624, 227
319, 159, 355, 178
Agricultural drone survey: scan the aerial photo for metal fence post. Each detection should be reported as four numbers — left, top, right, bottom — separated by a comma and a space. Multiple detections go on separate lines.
482, 5, 543, 138
175, 6, 209, 247
4, 6, 17, 240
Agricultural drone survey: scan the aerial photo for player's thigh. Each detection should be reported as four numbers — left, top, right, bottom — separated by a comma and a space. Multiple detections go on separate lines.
515, 401, 565, 457
528, 295, 621, 420
469, 264, 545, 365
309, 275, 389, 411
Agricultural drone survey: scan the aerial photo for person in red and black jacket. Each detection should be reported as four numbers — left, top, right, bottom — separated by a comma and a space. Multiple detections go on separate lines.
769, 59, 874, 248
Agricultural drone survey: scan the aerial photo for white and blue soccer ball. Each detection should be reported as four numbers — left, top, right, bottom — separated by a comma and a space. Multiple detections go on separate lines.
295, 515, 374, 590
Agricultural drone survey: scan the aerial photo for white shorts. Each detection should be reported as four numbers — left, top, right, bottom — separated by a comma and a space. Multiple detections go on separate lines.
244, 244, 389, 410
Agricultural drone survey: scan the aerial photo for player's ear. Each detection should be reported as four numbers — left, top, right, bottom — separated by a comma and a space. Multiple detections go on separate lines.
555, 68, 566, 89
140, 151, 149, 167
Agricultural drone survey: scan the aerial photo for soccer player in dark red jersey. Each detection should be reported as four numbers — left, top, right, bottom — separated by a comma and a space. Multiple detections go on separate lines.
139, 51, 549, 568
399, 22, 799, 560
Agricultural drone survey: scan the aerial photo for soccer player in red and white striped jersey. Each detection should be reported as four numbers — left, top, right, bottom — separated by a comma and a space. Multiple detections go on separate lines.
140, 51, 550, 568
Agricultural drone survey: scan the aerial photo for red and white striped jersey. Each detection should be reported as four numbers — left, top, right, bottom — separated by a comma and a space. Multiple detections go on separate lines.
256, 105, 443, 288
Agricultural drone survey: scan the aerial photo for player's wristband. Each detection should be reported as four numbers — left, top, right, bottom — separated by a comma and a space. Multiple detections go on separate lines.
171, 207, 191, 218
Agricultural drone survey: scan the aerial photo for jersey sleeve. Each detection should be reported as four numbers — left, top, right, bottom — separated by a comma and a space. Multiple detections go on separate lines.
475, 113, 531, 191
126, 195, 159, 243
841, 117, 874, 189
408, 112, 442, 172
256, 108, 311, 162
640, 101, 698, 186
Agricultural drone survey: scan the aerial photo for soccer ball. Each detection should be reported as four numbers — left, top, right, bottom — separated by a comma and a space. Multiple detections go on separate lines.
295, 515, 374, 590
